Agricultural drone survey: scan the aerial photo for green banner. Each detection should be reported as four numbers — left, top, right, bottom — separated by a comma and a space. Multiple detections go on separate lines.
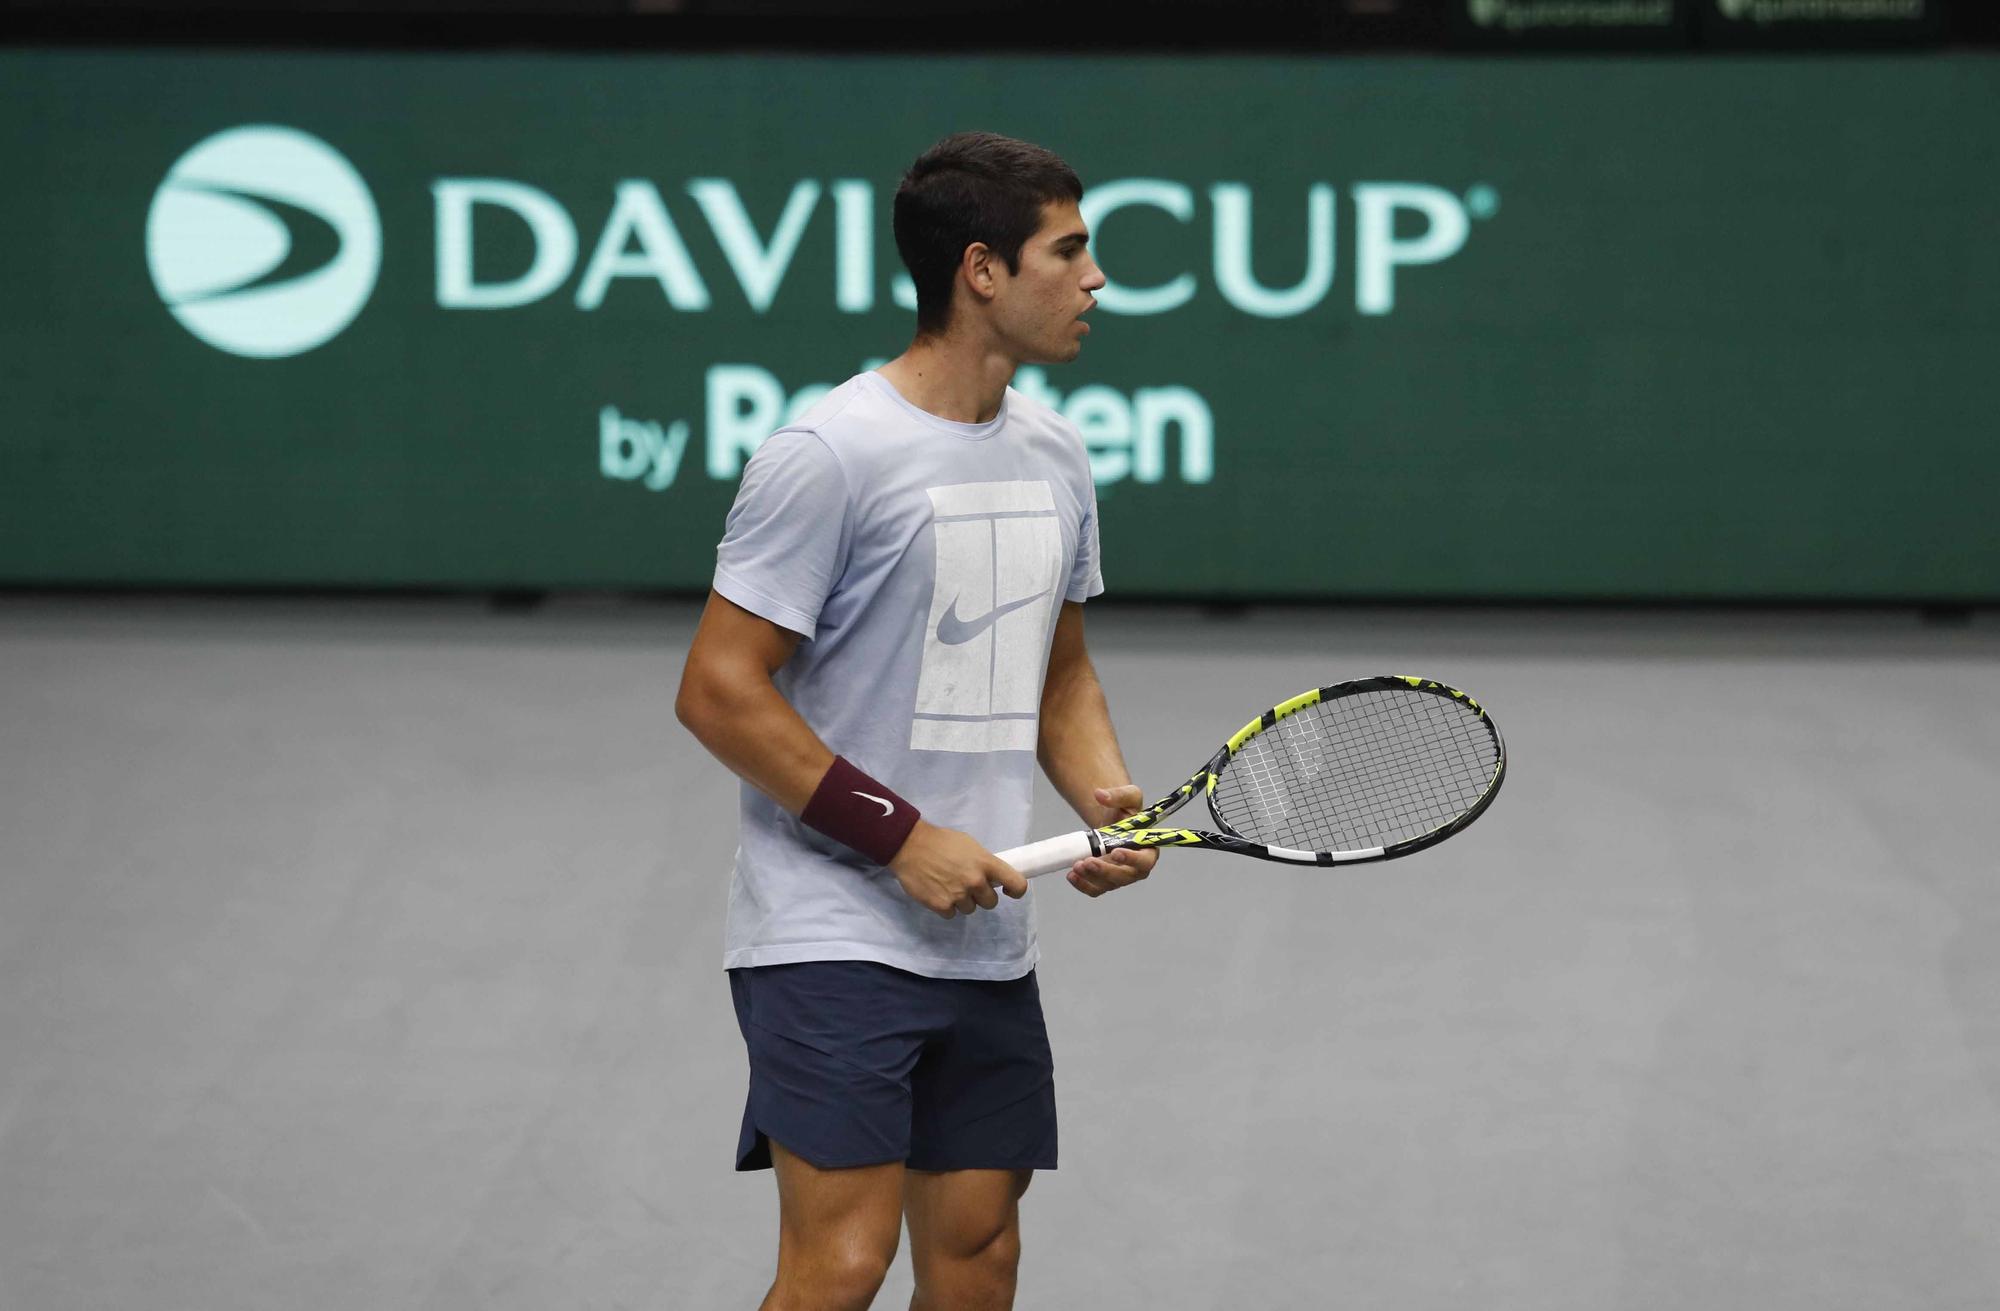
3, 50, 1996, 598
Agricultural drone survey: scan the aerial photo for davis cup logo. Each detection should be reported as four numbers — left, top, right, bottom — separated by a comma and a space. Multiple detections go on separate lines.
146, 125, 380, 359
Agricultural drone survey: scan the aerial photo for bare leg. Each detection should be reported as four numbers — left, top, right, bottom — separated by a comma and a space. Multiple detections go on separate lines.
903, 1168, 1033, 1311
759, 1140, 905, 1311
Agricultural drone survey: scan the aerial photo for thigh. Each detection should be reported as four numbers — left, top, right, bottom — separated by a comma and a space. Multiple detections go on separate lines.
773, 1139, 906, 1254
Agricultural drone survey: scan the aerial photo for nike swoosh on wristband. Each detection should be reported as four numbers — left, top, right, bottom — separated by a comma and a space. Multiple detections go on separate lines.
852, 791, 895, 816
936, 590, 1052, 646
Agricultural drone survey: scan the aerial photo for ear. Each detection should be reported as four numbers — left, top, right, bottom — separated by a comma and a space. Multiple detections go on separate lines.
960, 241, 1000, 306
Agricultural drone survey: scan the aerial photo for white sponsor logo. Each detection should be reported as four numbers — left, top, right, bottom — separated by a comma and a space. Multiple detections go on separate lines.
601, 364, 1216, 494
440, 176, 1495, 320
146, 125, 380, 358
152, 127, 1498, 352
150, 127, 1499, 361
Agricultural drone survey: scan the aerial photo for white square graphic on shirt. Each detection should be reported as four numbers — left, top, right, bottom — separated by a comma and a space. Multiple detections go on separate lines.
912, 481, 1063, 753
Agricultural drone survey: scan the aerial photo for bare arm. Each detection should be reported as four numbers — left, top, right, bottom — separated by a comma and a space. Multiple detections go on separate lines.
676, 590, 1025, 916
1036, 601, 1157, 896
674, 590, 832, 812
1037, 600, 1134, 827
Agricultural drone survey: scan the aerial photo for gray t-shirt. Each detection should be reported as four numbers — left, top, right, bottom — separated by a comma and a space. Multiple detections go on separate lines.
712, 370, 1103, 980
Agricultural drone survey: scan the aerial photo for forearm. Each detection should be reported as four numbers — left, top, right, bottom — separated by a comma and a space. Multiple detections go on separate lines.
676, 667, 833, 815
1037, 650, 1134, 829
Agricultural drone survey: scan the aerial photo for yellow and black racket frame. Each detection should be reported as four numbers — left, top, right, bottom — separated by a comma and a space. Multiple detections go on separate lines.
1087, 675, 1507, 867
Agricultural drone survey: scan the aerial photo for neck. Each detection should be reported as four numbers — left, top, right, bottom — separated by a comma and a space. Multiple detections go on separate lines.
874, 330, 1018, 425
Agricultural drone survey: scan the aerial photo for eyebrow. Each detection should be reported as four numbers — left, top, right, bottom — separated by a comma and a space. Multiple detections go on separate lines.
1052, 230, 1090, 251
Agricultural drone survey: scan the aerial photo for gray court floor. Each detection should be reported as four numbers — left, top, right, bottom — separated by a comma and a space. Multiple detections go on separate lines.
3, 596, 1997, 1310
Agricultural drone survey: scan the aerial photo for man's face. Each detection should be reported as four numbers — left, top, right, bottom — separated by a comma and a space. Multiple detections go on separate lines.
989, 198, 1105, 365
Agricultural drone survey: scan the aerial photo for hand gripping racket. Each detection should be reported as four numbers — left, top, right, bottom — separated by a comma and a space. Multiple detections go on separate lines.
996, 676, 1506, 878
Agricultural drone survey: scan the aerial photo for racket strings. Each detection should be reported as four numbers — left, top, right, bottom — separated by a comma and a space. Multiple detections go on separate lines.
1212, 690, 1499, 852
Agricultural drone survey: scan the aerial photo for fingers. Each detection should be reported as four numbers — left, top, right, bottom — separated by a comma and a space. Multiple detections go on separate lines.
1066, 847, 1158, 898
1066, 862, 1112, 898
937, 865, 1022, 918
1093, 783, 1146, 816
990, 861, 1030, 901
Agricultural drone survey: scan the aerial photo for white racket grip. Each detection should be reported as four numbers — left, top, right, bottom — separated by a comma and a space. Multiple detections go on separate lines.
996, 830, 1101, 879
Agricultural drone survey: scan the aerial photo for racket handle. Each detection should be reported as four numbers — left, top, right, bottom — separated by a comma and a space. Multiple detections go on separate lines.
995, 830, 1101, 879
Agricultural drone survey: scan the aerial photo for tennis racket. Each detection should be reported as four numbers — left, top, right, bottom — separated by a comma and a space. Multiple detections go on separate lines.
996, 675, 1505, 878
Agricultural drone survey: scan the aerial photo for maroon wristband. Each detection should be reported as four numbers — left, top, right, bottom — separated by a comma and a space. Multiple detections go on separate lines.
800, 756, 921, 867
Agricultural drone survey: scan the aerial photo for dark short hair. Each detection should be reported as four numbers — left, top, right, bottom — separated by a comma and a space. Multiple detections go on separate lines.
892, 132, 1084, 336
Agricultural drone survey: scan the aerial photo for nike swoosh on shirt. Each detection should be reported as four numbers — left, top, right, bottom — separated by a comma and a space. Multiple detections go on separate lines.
936, 590, 1051, 645
852, 791, 894, 816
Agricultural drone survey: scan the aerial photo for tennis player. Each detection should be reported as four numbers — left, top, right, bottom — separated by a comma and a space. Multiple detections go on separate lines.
676, 131, 1155, 1310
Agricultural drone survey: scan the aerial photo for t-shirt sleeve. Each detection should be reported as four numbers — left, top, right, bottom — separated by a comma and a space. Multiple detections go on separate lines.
712, 430, 852, 640
1068, 481, 1105, 602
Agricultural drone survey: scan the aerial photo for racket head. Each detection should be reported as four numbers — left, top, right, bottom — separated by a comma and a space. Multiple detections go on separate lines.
1197, 676, 1506, 864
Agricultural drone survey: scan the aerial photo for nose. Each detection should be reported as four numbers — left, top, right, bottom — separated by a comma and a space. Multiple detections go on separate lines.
1080, 256, 1107, 293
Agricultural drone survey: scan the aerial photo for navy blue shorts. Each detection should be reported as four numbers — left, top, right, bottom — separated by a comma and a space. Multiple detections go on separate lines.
728, 961, 1057, 1173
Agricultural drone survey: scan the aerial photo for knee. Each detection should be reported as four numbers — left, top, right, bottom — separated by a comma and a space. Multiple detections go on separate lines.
910, 1222, 1021, 1309
820, 1246, 897, 1311
775, 1237, 896, 1311
948, 1220, 1024, 1282
980, 1222, 1023, 1276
